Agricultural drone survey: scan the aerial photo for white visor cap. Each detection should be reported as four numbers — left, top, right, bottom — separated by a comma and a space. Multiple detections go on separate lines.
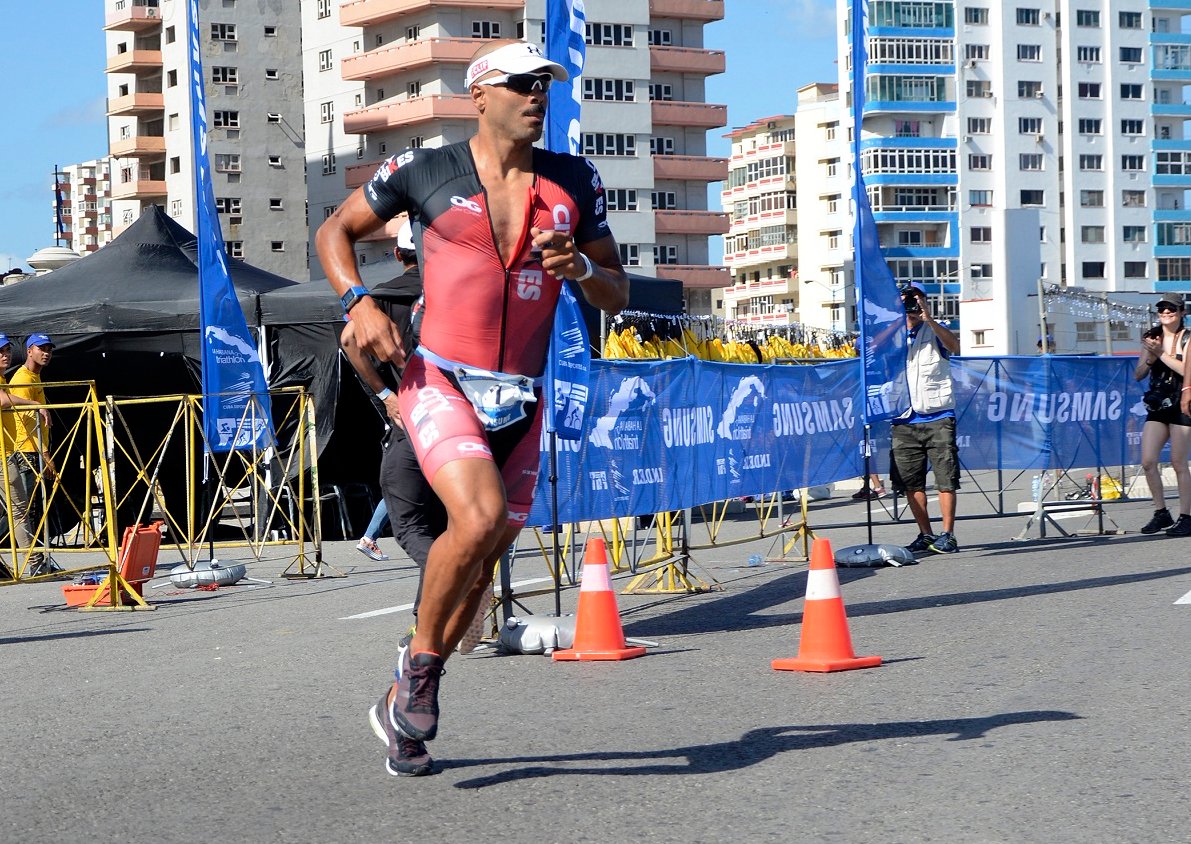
396, 220, 415, 251
464, 42, 568, 89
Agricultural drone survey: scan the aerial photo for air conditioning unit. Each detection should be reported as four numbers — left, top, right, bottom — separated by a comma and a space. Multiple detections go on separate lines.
965, 59, 977, 69
147, 7, 158, 17
1043, 11, 1051, 19
1035, 134, 1044, 144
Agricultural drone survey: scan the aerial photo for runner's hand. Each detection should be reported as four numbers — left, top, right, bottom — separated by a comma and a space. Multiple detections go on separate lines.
532, 227, 586, 281
383, 393, 404, 430
350, 297, 406, 368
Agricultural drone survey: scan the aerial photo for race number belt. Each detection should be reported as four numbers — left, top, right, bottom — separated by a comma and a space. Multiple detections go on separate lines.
415, 346, 540, 431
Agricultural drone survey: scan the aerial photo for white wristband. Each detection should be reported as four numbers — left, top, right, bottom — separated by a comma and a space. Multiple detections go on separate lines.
376, 387, 393, 401
573, 252, 594, 282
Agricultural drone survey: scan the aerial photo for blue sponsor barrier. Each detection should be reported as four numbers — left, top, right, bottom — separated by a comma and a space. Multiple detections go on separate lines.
528, 355, 1145, 527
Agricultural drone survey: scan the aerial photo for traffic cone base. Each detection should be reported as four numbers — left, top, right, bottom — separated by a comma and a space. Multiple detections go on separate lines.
773, 537, 880, 674
552, 538, 646, 662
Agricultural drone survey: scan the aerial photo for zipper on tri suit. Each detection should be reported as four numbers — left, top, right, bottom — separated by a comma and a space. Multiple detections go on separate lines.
479, 178, 537, 373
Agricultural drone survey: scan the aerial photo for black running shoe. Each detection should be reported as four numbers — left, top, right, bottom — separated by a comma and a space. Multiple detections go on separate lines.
390, 650, 445, 742
1166, 514, 1191, 537
369, 693, 433, 777
907, 533, 936, 554
928, 531, 959, 554
1140, 508, 1174, 535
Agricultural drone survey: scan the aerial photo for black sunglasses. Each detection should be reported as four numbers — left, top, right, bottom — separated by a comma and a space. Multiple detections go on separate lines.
478, 72, 553, 95
1158, 305, 1181, 314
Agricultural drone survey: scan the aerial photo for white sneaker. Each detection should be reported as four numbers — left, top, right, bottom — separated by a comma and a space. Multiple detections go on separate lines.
355, 538, 389, 562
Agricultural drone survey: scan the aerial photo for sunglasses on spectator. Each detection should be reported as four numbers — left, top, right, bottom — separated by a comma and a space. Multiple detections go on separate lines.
476, 72, 553, 95
1158, 305, 1181, 313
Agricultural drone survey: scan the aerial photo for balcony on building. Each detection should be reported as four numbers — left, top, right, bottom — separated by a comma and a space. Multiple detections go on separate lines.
654, 210, 730, 236
344, 95, 476, 134
341, 37, 476, 82
357, 216, 409, 244
107, 92, 164, 117
649, 46, 726, 76
653, 154, 728, 182
339, 0, 522, 28
112, 167, 166, 200
105, 49, 162, 75
648, 0, 725, 21
723, 275, 794, 302
655, 265, 731, 289
346, 160, 384, 189
651, 100, 727, 129
110, 135, 167, 158
104, 0, 162, 31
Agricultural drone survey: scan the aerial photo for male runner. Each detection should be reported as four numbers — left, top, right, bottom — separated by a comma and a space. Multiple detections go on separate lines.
316, 39, 628, 777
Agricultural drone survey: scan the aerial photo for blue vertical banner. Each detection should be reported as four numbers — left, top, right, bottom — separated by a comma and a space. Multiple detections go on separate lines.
851, 0, 910, 424
187, 0, 273, 451
545, 281, 592, 440
544, 0, 586, 155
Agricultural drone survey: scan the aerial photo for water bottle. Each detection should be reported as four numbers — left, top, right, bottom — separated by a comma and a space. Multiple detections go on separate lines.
747, 553, 764, 567
1031, 474, 1041, 502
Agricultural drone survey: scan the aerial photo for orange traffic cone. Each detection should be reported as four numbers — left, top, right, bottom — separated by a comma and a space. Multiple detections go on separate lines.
553, 537, 646, 662
772, 537, 881, 673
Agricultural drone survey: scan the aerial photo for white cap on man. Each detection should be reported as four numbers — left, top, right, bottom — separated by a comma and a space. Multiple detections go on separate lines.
396, 220, 415, 252
464, 42, 569, 89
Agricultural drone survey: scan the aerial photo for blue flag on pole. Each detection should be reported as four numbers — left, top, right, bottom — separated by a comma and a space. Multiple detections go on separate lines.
544, 0, 586, 155
187, 0, 273, 451
851, 0, 910, 423
543, 0, 592, 439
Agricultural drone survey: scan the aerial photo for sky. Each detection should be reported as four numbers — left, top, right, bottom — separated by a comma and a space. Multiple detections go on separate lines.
0, 0, 839, 273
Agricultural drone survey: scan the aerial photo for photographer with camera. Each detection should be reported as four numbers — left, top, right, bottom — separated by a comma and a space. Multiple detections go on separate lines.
1136, 297, 1191, 536
890, 286, 962, 554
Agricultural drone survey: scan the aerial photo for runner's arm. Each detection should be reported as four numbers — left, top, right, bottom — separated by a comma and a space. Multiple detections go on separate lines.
340, 320, 403, 428
316, 189, 406, 368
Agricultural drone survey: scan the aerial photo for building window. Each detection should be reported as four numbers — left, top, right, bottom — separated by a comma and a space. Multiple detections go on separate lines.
1077, 118, 1102, 135
270, 241, 284, 252
406, 25, 420, 41
1121, 155, 1145, 171
652, 245, 678, 265
407, 81, 421, 97
1080, 190, 1104, 207
1157, 151, 1188, 174
471, 21, 501, 39
1075, 10, 1100, 27
1016, 8, 1040, 26
894, 120, 921, 137
268, 155, 282, 167
970, 226, 992, 243
227, 240, 243, 259
581, 133, 636, 157
965, 44, 990, 61
965, 7, 989, 25
825, 193, 841, 213
317, 0, 331, 19
969, 154, 992, 170
1123, 226, 1148, 243
972, 330, 987, 345
650, 191, 677, 210
214, 197, 242, 215
322, 153, 336, 175
1020, 189, 1044, 206
605, 189, 638, 212
1121, 119, 1144, 135
212, 66, 238, 85
583, 78, 636, 102
966, 80, 991, 98
264, 26, 277, 37
1124, 261, 1147, 279
648, 83, 674, 102
1077, 82, 1101, 99
647, 29, 672, 46
1122, 190, 1147, 208
1076, 46, 1101, 63
265, 68, 278, 80
1119, 11, 1142, 29
1078, 155, 1103, 171
320, 101, 334, 124
169, 199, 183, 217
213, 110, 239, 128
1017, 44, 1042, 62
618, 243, 640, 266
969, 189, 992, 206
1081, 226, 1105, 244
1120, 84, 1143, 100
318, 49, 332, 72
165, 26, 175, 44
1019, 153, 1043, 171
1018, 80, 1043, 98
409, 136, 424, 148
167, 156, 180, 175
586, 23, 634, 47
1120, 47, 1143, 64
214, 153, 241, 172
1018, 117, 1043, 134
967, 117, 991, 134
269, 198, 283, 211
1082, 262, 1106, 279
267, 113, 282, 124
323, 205, 337, 220
167, 69, 178, 88
211, 23, 237, 41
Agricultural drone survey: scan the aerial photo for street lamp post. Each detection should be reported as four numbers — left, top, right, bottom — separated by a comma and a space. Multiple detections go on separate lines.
1038, 278, 1049, 355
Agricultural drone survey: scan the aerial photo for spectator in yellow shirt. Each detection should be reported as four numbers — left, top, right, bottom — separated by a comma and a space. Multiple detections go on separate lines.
0, 333, 53, 578
6, 333, 56, 576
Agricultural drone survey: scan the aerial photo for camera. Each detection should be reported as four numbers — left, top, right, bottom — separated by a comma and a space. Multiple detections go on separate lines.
901, 292, 922, 314
1144, 325, 1163, 341
1143, 389, 1174, 413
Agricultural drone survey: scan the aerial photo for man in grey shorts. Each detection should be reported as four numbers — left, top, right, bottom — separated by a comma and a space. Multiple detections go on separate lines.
890, 286, 962, 554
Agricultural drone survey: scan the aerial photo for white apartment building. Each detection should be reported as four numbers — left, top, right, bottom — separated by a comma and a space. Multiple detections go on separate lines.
307, 0, 729, 308
103, 0, 308, 279
834, 0, 1191, 355
54, 160, 115, 256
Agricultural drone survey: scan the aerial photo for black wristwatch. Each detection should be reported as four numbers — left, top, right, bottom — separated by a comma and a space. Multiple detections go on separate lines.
340, 285, 371, 314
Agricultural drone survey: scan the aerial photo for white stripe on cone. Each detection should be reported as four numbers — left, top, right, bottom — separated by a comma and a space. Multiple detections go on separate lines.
804, 568, 842, 601
580, 562, 612, 592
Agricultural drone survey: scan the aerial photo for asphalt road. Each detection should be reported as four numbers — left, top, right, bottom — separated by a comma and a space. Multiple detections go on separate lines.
2, 487, 1188, 843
